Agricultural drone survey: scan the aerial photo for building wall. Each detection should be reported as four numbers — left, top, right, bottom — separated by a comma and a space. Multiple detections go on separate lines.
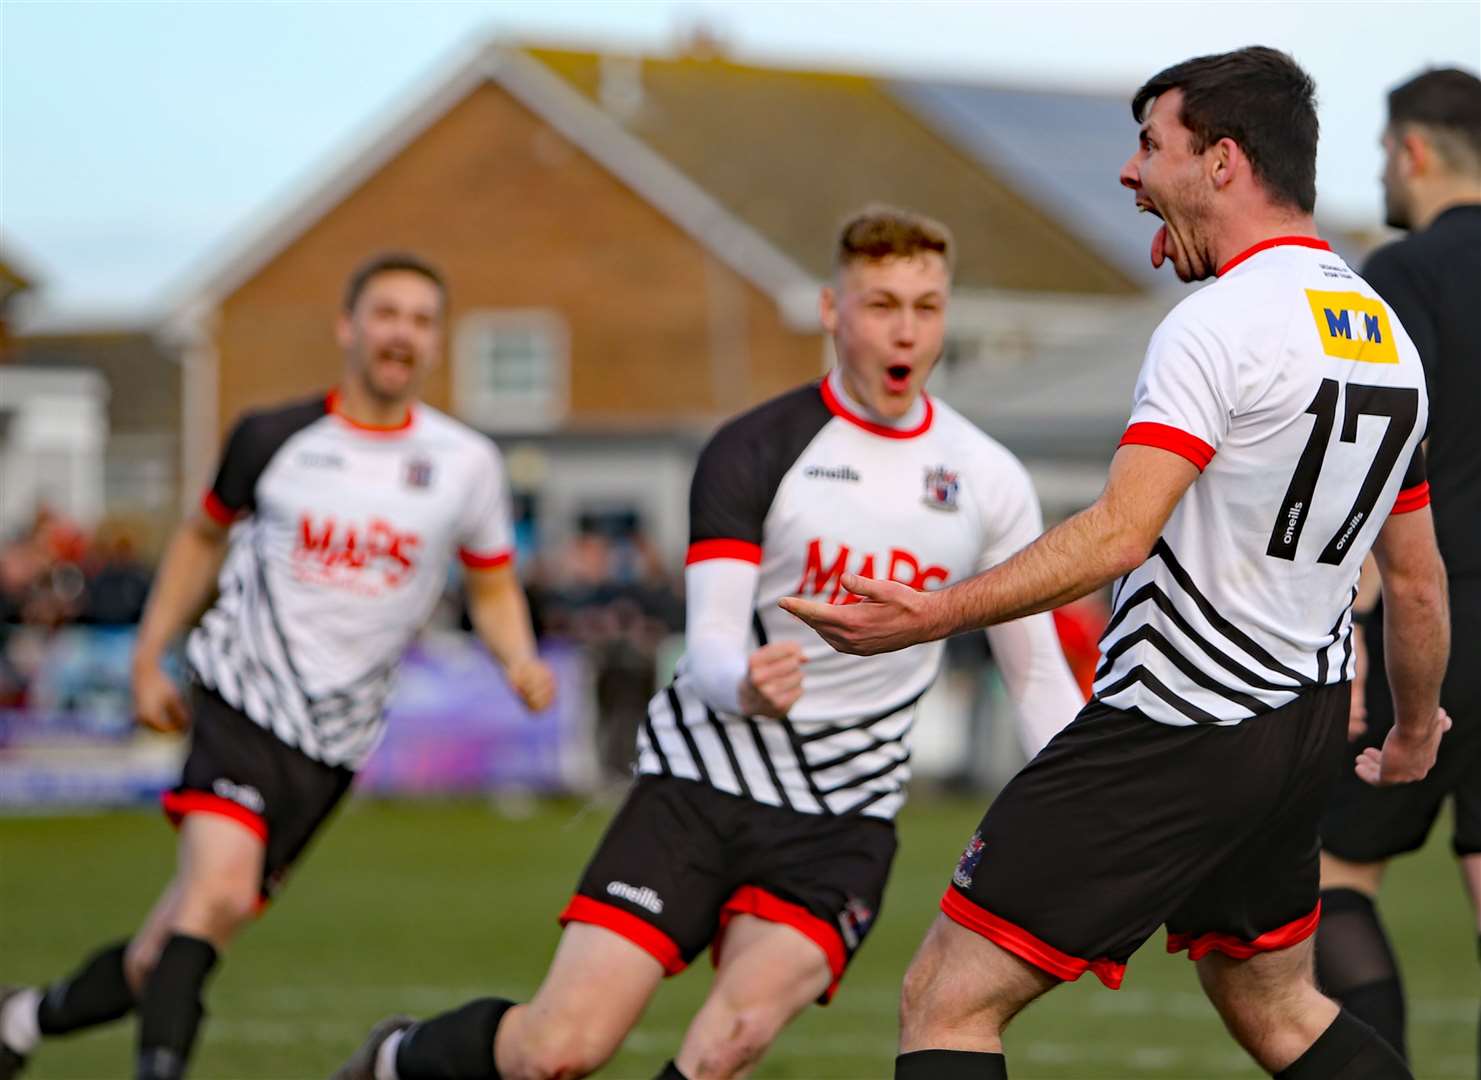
207, 82, 823, 465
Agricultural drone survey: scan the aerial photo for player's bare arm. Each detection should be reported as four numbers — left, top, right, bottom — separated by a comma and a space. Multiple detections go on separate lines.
781, 444, 1197, 655
131, 511, 232, 732
464, 562, 556, 713
1356, 505, 1451, 787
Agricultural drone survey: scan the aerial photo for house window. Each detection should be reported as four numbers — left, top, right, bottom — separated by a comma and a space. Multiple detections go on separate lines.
454, 310, 568, 431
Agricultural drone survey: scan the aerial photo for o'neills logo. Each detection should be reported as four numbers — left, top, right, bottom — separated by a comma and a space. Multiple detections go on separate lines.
607, 881, 664, 914
804, 464, 861, 482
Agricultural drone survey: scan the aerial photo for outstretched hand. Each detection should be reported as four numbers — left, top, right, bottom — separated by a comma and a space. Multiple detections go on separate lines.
778, 574, 944, 656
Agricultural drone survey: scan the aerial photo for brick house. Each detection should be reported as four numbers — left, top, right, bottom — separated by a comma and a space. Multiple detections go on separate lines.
169, 40, 1179, 559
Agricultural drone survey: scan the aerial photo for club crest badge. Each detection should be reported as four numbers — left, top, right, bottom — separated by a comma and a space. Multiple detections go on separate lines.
953, 831, 986, 889
837, 896, 876, 950
923, 465, 960, 511
405, 458, 434, 489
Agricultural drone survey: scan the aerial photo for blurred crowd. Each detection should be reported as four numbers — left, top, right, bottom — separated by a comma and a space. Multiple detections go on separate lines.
2, 503, 1106, 782
1, 505, 154, 708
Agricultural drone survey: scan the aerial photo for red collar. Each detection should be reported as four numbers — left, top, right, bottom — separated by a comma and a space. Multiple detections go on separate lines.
819, 376, 934, 439
1216, 235, 1331, 277
325, 389, 415, 435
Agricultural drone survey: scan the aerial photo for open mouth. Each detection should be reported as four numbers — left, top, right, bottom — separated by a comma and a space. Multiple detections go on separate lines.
377, 347, 415, 367
884, 364, 913, 393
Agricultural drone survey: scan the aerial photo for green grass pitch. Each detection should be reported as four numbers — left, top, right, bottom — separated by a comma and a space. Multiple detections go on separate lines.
2, 794, 1474, 1078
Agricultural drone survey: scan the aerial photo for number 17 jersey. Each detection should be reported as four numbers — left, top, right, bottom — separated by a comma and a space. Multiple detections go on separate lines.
1097, 237, 1430, 727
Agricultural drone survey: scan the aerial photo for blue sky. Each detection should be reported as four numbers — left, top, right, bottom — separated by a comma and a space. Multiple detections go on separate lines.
3, 1, 1477, 322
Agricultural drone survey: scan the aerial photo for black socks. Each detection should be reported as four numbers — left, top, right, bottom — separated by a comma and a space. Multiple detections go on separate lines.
36, 941, 136, 1035
135, 934, 218, 1080
396, 997, 514, 1080
896, 1049, 1008, 1079
1275, 1009, 1411, 1079
1316, 888, 1407, 1060
653, 1062, 689, 1080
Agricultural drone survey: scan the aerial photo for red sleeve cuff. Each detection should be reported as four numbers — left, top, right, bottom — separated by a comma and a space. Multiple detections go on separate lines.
201, 491, 237, 526
1391, 482, 1430, 515
459, 547, 513, 569
1119, 422, 1216, 472
686, 539, 763, 565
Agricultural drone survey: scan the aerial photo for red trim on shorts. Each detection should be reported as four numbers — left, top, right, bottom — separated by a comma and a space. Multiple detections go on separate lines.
1119, 422, 1216, 472
1216, 236, 1331, 277
1391, 482, 1430, 515
160, 790, 268, 844
1166, 902, 1322, 962
717, 885, 849, 1002
820, 377, 934, 439
940, 888, 1126, 989
325, 389, 415, 434
201, 491, 237, 526
686, 539, 763, 565
458, 547, 513, 569
559, 895, 686, 975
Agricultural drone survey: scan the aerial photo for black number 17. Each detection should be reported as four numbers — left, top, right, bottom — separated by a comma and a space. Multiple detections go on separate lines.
1265, 379, 1418, 565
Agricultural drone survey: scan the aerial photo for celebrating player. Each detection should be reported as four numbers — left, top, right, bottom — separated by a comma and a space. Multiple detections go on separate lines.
784, 49, 1449, 1080
0, 253, 555, 1080
1316, 66, 1481, 1067
335, 207, 1083, 1080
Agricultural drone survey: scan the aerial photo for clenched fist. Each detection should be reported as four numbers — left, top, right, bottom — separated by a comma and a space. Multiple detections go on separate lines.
507, 656, 557, 713
737, 642, 806, 719
133, 663, 189, 733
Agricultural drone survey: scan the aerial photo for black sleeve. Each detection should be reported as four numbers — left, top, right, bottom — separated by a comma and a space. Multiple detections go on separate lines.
1400, 444, 1427, 491
204, 396, 328, 522
686, 384, 833, 552
1363, 244, 1439, 383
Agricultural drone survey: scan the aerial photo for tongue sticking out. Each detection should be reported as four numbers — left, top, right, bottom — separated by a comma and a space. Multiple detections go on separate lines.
1151, 224, 1168, 269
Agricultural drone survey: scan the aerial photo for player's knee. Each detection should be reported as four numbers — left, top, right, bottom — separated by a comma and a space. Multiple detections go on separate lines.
123, 937, 160, 996
175, 879, 259, 941
686, 1006, 785, 1079
899, 950, 952, 1029
518, 1018, 618, 1080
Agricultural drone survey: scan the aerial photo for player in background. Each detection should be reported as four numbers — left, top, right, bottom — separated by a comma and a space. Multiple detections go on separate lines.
785, 49, 1450, 1080
335, 207, 1084, 1080
1316, 67, 1481, 1068
0, 254, 555, 1080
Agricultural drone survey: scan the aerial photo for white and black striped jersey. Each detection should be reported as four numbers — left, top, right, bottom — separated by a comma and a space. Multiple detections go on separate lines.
1096, 238, 1430, 727
186, 392, 513, 768
639, 372, 1082, 820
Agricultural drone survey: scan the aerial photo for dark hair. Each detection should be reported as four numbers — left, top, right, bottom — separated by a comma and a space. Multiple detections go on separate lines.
1132, 46, 1319, 213
835, 205, 954, 272
342, 252, 447, 312
1388, 67, 1481, 173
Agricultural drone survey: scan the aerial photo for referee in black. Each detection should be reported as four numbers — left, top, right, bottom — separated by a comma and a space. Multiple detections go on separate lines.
1317, 66, 1481, 1071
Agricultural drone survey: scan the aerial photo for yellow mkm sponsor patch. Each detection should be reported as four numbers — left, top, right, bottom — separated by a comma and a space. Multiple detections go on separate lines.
1305, 290, 1399, 364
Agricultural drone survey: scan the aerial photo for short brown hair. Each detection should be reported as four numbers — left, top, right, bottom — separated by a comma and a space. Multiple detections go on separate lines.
835, 205, 954, 272
342, 251, 447, 312
1388, 67, 1481, 175
1132, 46, 1319, 214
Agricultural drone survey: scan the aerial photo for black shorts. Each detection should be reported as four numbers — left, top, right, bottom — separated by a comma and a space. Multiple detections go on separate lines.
561, 775, 898, 1002
162, 685, 355, 901
1322, 578, 1481, 860
944, 683, 1350, 988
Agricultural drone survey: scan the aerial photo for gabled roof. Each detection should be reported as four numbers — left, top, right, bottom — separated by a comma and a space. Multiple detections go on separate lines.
0, 242, 37, 304
889, 81, 1162, 288
171, 39, 1149, 331
527, 47, 1139, 296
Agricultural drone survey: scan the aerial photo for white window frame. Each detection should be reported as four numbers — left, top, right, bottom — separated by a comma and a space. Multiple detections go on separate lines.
454, 309, 569, 431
